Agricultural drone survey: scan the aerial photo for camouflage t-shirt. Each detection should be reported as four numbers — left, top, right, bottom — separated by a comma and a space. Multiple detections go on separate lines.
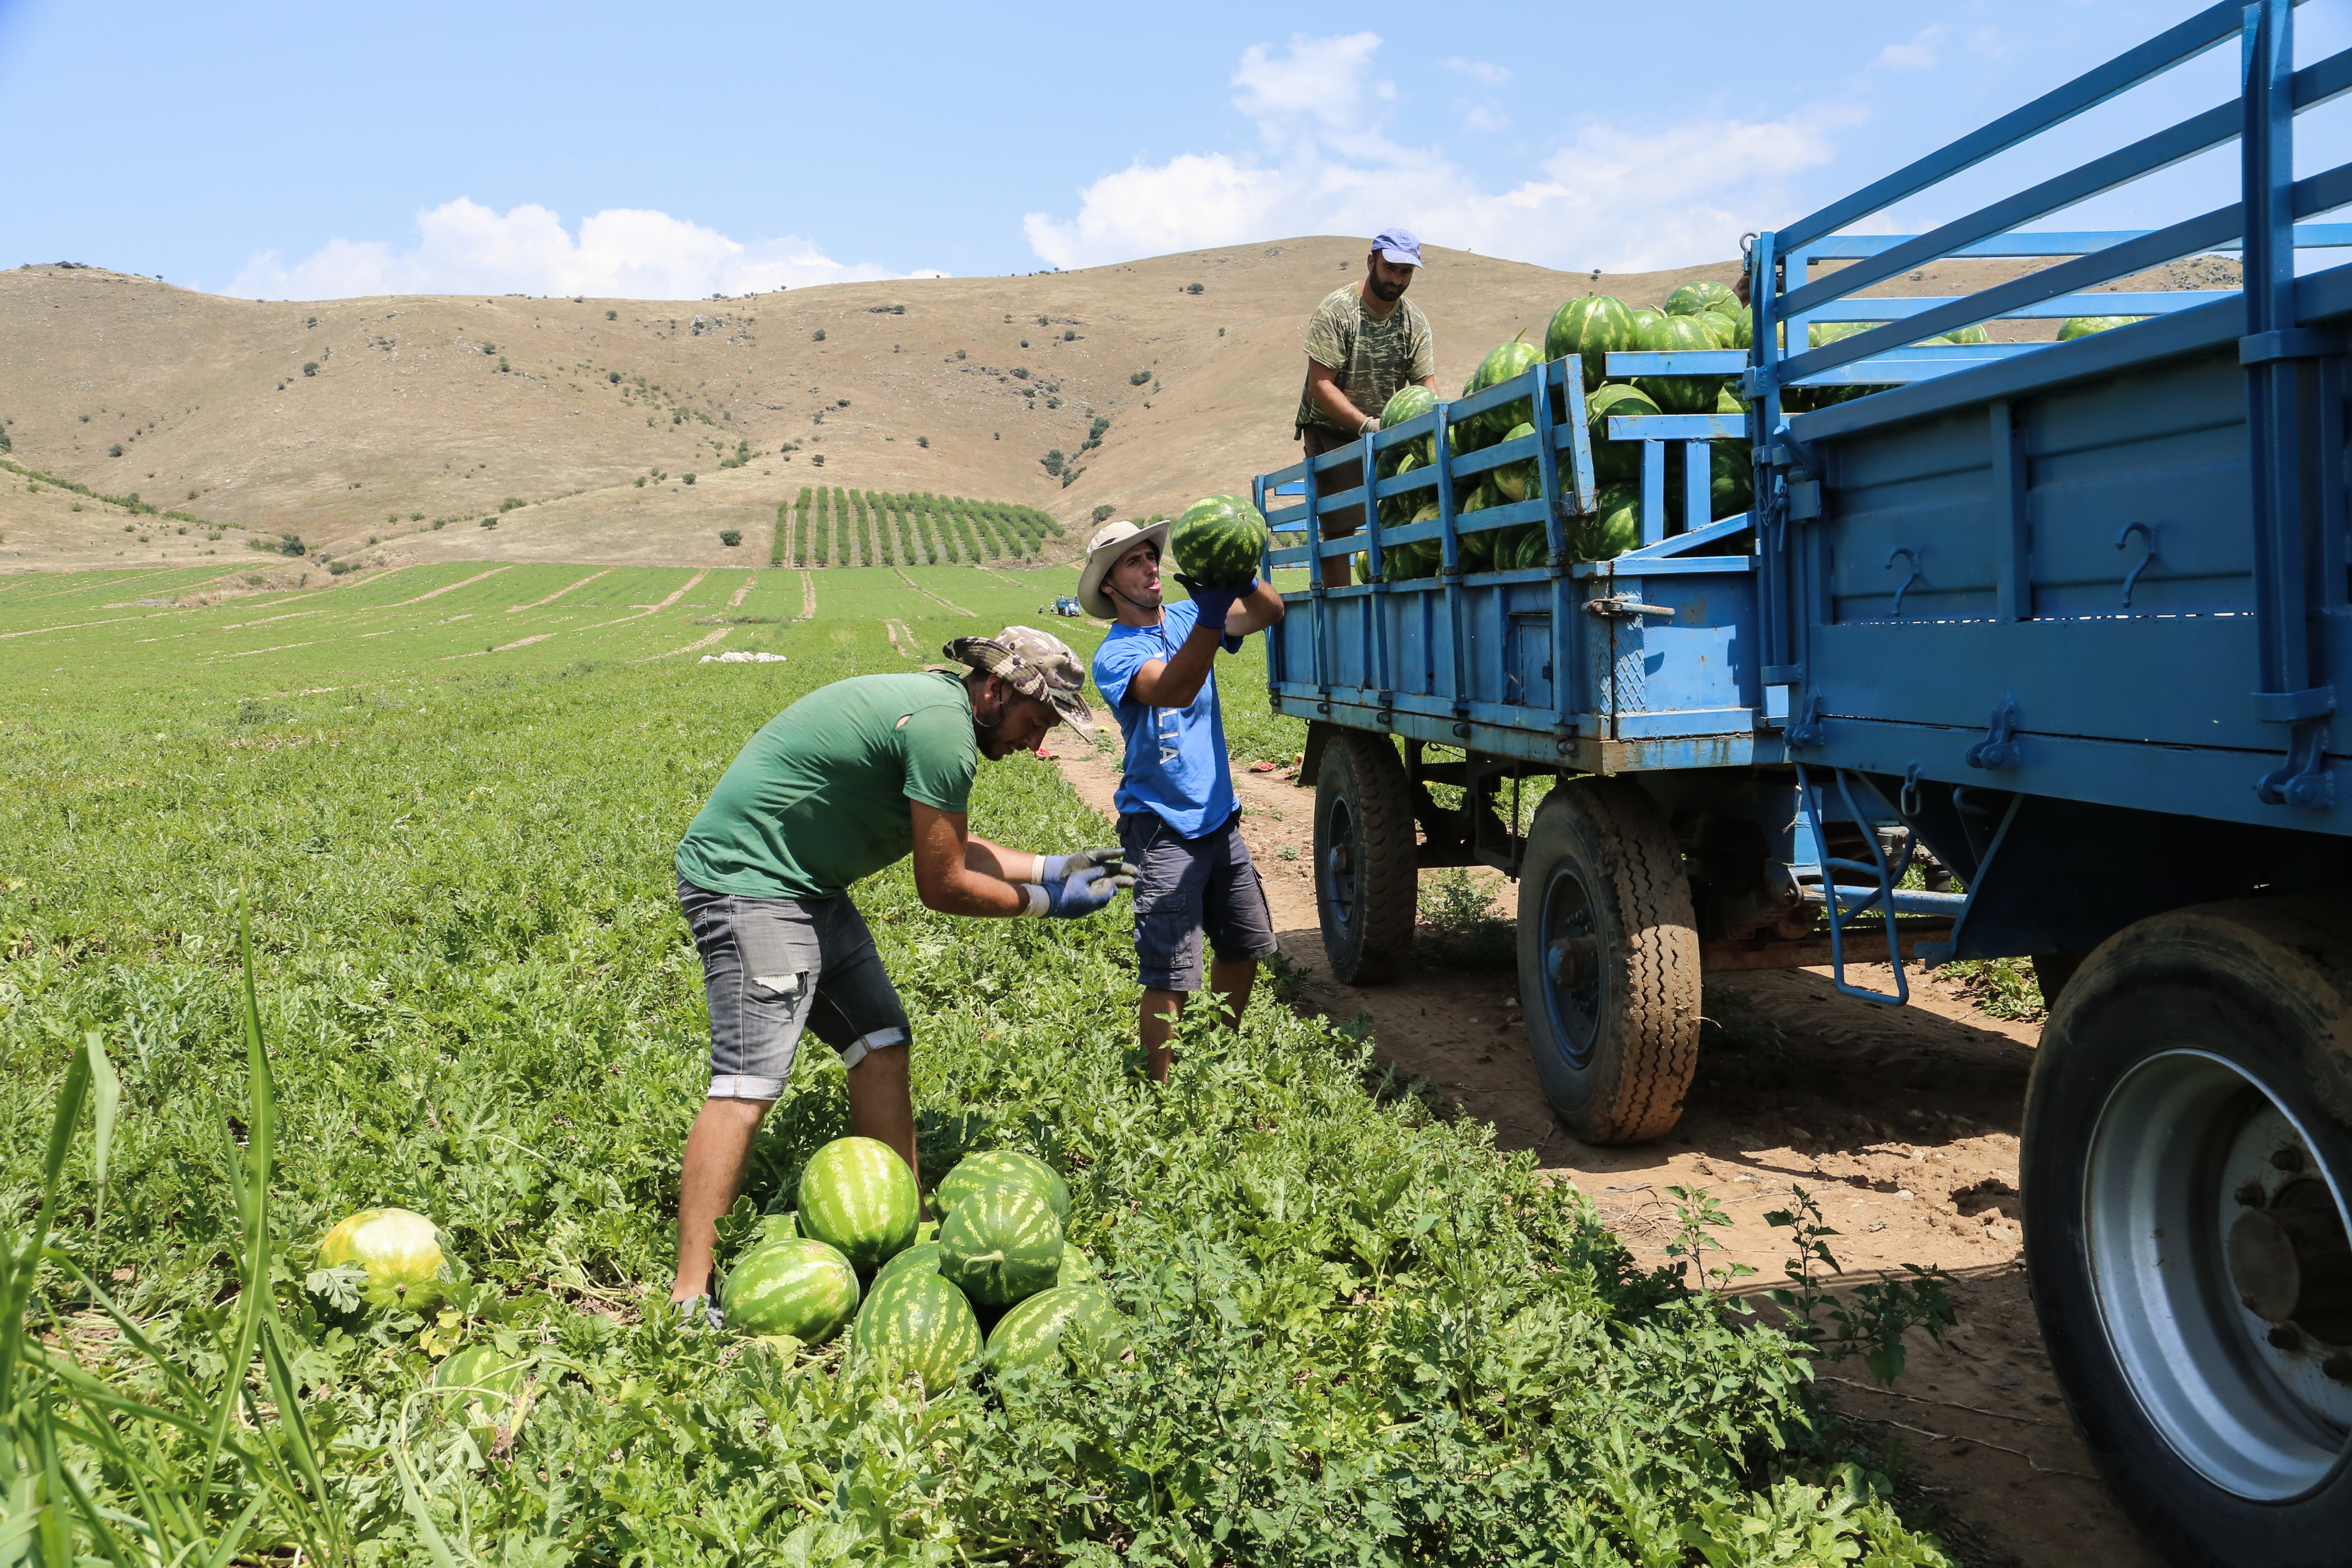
1294, 284, 1436, 436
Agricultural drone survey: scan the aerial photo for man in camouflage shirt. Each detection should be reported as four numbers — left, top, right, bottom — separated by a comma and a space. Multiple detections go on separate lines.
1293, 227, 1438, 536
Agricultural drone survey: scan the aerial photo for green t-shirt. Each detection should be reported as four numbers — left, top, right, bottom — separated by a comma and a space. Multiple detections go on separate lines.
1294, 283, 1436, 435
675, 670, 977, 900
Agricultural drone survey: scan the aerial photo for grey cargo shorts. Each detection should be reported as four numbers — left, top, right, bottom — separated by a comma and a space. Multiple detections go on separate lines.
677, 877, 911, 1099
1118, 808, 1278, 991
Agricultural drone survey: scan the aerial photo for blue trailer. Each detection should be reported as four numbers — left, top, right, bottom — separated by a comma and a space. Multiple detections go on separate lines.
1254, 4, 2352, 1555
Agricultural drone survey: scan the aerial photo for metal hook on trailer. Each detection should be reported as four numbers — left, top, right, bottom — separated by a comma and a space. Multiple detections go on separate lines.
2114, 522, 2156, 608
1885, 548, 1922, 617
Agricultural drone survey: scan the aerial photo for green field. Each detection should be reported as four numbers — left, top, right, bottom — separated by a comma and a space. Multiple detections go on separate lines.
0, 561, 1954, 1565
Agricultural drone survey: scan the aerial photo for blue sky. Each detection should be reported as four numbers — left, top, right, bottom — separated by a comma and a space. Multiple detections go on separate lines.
0, 0, 2343, 299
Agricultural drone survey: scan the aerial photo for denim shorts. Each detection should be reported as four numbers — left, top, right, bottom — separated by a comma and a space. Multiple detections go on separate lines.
1117, 808, 1278, 991
677, 877, 911, 1099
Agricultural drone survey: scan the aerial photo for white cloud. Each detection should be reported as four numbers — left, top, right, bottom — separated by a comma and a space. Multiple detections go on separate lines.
224, 198, 923, 301
1462, 105, 1509, 134
1444, 58, 1510, 85
1871, 25, 1944, 71
1024, 32, 1852, 274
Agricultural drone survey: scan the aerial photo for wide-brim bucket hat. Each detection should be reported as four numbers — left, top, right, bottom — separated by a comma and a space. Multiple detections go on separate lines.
1076, 518, 1170, 619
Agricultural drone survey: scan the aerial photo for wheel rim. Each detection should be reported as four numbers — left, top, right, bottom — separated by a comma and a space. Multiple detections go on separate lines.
2084, 1049, 2352, 1500
1322, 797, 1358, 937
1537, 863, 1602, 1070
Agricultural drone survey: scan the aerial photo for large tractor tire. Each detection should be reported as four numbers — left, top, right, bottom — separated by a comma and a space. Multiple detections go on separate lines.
1312, 732, 1418, 984
1515, 777, 1699, 1144
2023, 898, 2352, 1564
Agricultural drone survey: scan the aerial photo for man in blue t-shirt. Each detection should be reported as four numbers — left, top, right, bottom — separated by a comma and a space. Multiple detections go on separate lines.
1079, 518, 1286, 1080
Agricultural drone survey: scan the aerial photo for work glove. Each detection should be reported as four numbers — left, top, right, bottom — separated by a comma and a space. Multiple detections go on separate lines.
1038, 847, 1135, 891
1359, 417, 1382, 434
1041, 858, 1123, 919
1221, 632, 1245, 653
1174, 573, 1247, 631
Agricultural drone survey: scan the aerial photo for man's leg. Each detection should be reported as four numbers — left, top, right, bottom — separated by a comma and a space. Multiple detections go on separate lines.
673, 1096, 773, 1303
671, 880, 816, 1305
1139, 988, 1185, 1081
1208, 956, 1258, 1027
843, 1042, 919, 1190
1124, 810, 1208, 1084
1301, 426, 1362, 540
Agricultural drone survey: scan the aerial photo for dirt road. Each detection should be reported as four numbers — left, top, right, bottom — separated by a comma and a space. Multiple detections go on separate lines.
1052, 741, 2163, 1568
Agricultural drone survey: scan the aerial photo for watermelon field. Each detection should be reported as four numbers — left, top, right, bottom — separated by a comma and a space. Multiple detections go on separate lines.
2, 557, 1960, 1566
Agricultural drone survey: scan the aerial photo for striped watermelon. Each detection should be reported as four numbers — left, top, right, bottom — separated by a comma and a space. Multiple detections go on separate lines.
1691, 311, 1739, 348
1544, 294, 1635, 391
1711, 442, 1754, 520
318, 1207, 448, 1311
434, 1342, 531, 1403
722, 1237, 861, 1343
873, 1239, 943, 1290
986, 1285, 1119, 1372
2058, 315, 2142, 340
757, 1211, 799, 1245
939, 1183, 1063, 1307
1171, 495, 1268, 588
1056, 1244, 1100, 1289
796, 1137, 919, 1269
1628, 307, 1663, 335
1576, 483, 1641, 562
1632, 314, 1721, 415
1584, 383, 1661, 486
1459, 336, 1541, 449
935, 1150, 1070, 1222
853, 1269, 982, 1393
1491, 421, 1542, 504
1665, 280, 1739, 318
1378, 384, 1440, 469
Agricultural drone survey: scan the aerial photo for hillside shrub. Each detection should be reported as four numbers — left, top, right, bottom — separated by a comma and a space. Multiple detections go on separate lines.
303, 361, 318, 376
916, 435, 929, 448
719, 529, 743, 547
1186, 282, 1204, 294
813, 328, 827, 341
1130, 369, 1151, 385
499, 497, 525, 512
684, 474, 695, 485
480, 341, 496, 355
108, 443, 122, 457
605, 309, 617, 320
1091, 504, 1116, 524
608, 372, 621, 384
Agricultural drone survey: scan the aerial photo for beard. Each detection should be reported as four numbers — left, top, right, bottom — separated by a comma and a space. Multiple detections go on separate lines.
1367, 272, 1406, 303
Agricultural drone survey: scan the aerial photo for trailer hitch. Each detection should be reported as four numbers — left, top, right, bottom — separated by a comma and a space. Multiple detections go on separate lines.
1583, 594, 1675, 619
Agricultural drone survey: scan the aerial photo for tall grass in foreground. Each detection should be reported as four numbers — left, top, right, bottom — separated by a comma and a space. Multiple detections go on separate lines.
3, 895, 346, 1565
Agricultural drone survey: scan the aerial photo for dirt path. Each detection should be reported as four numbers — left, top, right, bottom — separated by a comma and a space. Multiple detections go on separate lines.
1051, 743, 2159, 1568
800, 570, 817, 619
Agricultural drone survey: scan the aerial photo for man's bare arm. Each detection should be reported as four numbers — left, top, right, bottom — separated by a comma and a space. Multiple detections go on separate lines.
1306, 358, 1372, 431
910, 806, 1030, 916
1222, 578, 1286, 638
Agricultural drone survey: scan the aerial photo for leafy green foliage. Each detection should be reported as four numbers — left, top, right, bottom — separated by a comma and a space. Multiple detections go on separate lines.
0, 575, 1956, 1565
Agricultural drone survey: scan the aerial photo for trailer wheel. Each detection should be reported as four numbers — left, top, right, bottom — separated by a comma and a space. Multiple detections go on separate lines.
1515, 778, 1699, 1144
1312, 732, 1418, 984
2024, 898, 2352, 1561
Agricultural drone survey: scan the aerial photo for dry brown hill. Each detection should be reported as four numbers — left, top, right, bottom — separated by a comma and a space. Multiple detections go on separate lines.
0, 242, 2229, 576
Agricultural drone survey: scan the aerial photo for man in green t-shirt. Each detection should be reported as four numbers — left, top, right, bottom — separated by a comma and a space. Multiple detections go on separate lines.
1294, 226, 1438, 537
668, 626, 1128, 1312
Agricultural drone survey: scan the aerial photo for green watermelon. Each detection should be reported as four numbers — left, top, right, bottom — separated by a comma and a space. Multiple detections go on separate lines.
934, 1150, 1070, 1223
1491, 421, 1542, 503
1710, 442, 1754, 520
1378, 384, 1440, 468
1056, 1244, 1100, 1288
434, 1342, 531, 1403
1691, 311, 1739, 348
1377, 450, 1427, 529
1942, 322, 1990, 345
1632, 314, 1722, 415
1575, 484, 1642, 562
1665, 280, 1739, 318
986, 1285, 1119, 1372
2057, 315, 2143, 341
1629, 307, 1664, 334
1807, 319, 1878, 348
939, 1183, 1063, 1307
796, 1137, 919, 1270
1584, 382, 1661, 486
1544, 294, 1636, 391
873, 1239, 944, 1291
1171, 495, 1268, 588
723, 1237, 861, 1342
757, 1211, 799, 1245
853, 1269, 983, 1394
1496, 525, 1548, 570
1459, 335, 1541, 448
317, 1207, 448, 1312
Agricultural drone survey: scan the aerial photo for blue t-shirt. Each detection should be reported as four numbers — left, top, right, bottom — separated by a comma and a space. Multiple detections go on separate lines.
1091, 601, 1239, 838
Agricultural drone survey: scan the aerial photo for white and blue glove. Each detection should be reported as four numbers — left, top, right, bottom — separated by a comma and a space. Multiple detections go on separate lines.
1020, 848, 1135, 919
